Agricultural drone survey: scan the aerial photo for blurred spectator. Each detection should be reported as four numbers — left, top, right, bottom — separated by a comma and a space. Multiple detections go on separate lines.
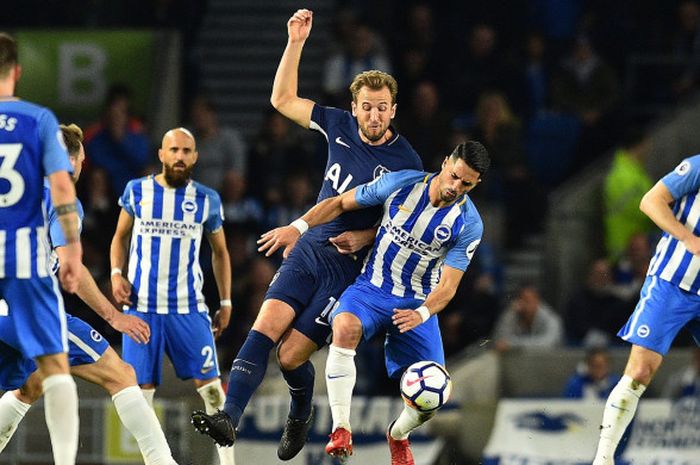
84, 84, 151, 195
564, 258, 629, 347
612, 233, 653, 301
220, 170, 264, 231
471, 90, 543, 247
603, 127, 654, 261
562, 348, 618, 400
248, 108, 315, 204
528, 0, 583, 60
671, 0, 700, 97
444, 24, 507, 114
189, 95, 248, 192
323, 23, 392, 107
492, 284, 563, 352
513, 32, 552, 120
264, 171, 316, 231
551, 36, 619, 165
662, 347, 700, 399
395, 80, 453, 167
80, 167, 120, 257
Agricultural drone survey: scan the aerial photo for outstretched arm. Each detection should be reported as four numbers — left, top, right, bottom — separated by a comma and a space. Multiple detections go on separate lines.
258, 187, 362, 257
48, 171, 82, 293
270, 8, 316, 128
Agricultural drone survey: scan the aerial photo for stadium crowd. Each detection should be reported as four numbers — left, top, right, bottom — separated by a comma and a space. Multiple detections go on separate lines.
4, 0, 700, 397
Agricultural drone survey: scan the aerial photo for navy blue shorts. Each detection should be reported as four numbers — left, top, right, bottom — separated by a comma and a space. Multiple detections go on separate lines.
265, 238, 362, 347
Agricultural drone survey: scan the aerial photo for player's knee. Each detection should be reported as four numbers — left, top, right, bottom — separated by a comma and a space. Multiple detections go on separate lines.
277, 346, 305, 371
624, 364, 655, 385
102, 359, 137, 394
332, 313, 362, 348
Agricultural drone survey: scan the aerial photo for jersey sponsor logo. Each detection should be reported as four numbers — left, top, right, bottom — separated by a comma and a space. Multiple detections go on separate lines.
335, 136, 350, 148
466, 239, 481, 260
325, 162, 354, 193
373, 164, 390, 179
675, 160, 691, 176
383, 219, 442, 255
181, 198, 198, 215
637, 324, 650, 338
434, 224, 452, 242
136, 218, 200, 238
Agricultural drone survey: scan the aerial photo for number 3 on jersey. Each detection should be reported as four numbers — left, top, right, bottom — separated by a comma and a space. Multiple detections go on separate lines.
0, 143, 24, 207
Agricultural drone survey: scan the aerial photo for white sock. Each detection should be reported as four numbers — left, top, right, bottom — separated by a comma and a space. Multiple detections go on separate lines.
112, 386, 176, 465
43, 374, 79, 465
325, 345, 356, 432
390, 405, 435, 440
197, 379, 235, 465
593, 375, 647, 465
142, 388, 156, 409
0, 391, 31, 453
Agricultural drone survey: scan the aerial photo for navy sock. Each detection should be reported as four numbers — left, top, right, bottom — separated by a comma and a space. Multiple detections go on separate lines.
223, 329, 275, 427
282, 360, 315, 420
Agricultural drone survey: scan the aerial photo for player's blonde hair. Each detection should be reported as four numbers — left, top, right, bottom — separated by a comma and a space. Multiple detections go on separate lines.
59, 123, 84, 156
349, 70, 398, 105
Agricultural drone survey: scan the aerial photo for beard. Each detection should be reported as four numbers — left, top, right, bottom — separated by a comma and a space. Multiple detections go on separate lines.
164, 163, 193, 188
359, 123, 388, 142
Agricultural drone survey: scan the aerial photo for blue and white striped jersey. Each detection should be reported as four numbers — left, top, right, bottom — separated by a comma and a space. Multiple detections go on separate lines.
0, 99, 72, 279
42, 179, 84, 275
118, 176, 224, 314
648, 155, 700, 293
354, 170, 483, 299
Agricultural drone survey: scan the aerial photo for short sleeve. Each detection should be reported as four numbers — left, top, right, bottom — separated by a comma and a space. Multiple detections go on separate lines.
204, 190, 224, 234
444, 219, 483, 272
118, 181, 136, 217
40, 109, 72, 176
661, 155, 700, 200
355, 170, 425, 207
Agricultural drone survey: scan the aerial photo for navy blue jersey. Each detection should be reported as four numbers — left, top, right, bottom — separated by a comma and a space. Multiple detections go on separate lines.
306, 105, 423, 247
0, 99, 72, 278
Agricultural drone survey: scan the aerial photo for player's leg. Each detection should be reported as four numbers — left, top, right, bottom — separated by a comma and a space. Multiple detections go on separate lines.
325, 282, 383, 458
384, 312, 445, 465
194, 376, 235, 465
593, 276, 700, 465
4, 276, 79, 465
276, 329, 319, 460
70, 347, 177, 465
0, 357, 41, 453
121, 311, 163, 408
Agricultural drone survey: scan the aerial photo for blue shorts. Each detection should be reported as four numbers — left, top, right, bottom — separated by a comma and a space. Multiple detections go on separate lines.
0, 276, 67, 360
0, 313, 109, 391
265, 238, 362, 347
121, 310, 220, 385
331, 278, 445, 379
619, 276, 700, 355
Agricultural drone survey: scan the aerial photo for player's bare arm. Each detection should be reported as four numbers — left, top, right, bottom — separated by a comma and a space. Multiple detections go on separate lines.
56, 243, 150, 343
329, 228, 378, 254
48, 170, 83, 293
270, 8, 315, 128
640, 180, 700, 254
110, 208, 135, 306
258, 187, 362, 257
207, 229, 232, 339
392, 266, 465, 333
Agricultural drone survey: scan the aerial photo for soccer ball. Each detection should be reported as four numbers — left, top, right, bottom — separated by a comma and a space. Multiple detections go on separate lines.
400, 361, 452, 412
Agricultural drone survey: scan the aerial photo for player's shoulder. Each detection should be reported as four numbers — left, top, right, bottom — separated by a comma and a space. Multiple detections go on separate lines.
457, 196, 483, 231
123, 175, 152, 193
389, 134, 423, 167
672, 154, 700, 175
191, 180, 221, 200
312, 104, 352, 126
379, 169, 427, 188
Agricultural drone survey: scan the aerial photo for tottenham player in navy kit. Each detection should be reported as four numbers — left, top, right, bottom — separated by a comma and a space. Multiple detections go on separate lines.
192, 8, 422, 460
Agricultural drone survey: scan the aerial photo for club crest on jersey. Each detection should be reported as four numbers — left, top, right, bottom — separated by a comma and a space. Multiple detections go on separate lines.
373, 164, 390, 180
182, 199, 198, 215
434, 224, 452, 243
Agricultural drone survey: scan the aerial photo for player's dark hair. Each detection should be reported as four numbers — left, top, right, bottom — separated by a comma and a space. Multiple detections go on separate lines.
60, 124, 84, 156
0, 32, 18, 78
449, 141, 491, 176
349, 70, 398, 105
